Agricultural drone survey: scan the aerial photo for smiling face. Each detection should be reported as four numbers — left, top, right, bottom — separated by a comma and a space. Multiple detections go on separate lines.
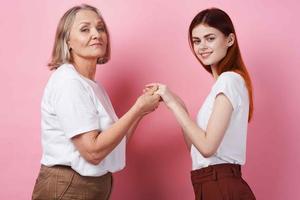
191, 24, 234, 67
67, 9, 108, 62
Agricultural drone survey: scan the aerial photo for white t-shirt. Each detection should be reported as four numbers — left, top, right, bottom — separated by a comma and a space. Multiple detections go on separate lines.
40, 64, 126, 176
191, 71, 249, 170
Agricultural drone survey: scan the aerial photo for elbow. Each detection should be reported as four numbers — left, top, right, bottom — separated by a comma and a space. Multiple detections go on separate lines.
84, 149, 105, 165
201, 147, 217, 158
88, 153, 104, 165
87, 157, 102, 165
193, 140, 218, 158
202, 151, 215, 158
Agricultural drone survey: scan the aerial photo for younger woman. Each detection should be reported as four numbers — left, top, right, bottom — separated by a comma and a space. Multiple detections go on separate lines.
149, 8, 256, 200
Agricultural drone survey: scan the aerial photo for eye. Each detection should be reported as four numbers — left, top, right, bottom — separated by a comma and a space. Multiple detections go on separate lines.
193, 39, 200, 45
96, 26, 105, 32
80, 28, 89, 33
207, 37, 215, 42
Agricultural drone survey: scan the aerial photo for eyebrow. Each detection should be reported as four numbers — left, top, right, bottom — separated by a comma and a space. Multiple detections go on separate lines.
192, 33, 216, 39
79, 21, 104, 26
204, 33, 215, 37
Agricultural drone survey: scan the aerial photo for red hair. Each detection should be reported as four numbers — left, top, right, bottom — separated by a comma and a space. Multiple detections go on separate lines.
189, 8, 254, 121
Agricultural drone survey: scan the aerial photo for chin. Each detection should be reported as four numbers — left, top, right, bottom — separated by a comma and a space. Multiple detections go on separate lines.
201, 57, 221, 66
91, 52, 105, 58
201, 60, 213, 66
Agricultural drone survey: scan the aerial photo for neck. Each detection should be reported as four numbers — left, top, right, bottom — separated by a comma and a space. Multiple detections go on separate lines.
72, 55, 97, 80
211, 64, 219, 80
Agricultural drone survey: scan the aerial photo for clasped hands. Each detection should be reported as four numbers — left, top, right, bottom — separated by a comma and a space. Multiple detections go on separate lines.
135, 83, 181, 116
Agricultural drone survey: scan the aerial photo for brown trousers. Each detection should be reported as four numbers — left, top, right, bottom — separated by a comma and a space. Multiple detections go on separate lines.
32, 165, 113, 200
191, 164, 256, 200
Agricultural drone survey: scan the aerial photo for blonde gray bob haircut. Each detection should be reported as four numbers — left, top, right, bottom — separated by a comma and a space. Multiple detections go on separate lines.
48, 4, 110, 70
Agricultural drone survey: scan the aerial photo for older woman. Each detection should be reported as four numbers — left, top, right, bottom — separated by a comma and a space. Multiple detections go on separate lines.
32, 4, 160, 200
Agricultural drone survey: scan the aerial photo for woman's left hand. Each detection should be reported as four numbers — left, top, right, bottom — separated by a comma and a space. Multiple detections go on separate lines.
144, 83, 176, 107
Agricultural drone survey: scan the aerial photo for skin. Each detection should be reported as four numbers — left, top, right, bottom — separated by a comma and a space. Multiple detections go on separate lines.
146, 24, 235, 157
68, 9, 160, 165
191, 24, 234, 78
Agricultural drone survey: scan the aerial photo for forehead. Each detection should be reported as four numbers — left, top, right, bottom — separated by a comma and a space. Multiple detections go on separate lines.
73, 9, 102, 25
192, 24, 223, 37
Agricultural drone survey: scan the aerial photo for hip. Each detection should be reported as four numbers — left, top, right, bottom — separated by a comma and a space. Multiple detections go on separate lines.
32, 165, 113, 200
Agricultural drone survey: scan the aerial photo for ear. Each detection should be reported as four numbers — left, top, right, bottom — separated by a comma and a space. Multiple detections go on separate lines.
226, 33, 235, 47
67, 40, 72, 50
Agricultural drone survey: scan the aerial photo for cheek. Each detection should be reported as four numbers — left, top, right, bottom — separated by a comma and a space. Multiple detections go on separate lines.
213, 42, 228, 58
70, 34, 87, 46
102, 33, 108, 45
193, 45, 197, 54
70, 39, 88, 55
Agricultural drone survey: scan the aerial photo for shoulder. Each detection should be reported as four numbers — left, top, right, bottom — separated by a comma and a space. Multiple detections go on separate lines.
48, 64, 84, 86
47, 64, 88, 93
217, 71, 245, 85
212, 71, 247, 110
213, 71, 245, 91
51, 63, 79, 81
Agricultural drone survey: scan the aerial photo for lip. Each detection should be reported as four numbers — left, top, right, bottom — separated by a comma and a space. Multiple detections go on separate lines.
90, 42, 103, 46
199, 52, 212, 59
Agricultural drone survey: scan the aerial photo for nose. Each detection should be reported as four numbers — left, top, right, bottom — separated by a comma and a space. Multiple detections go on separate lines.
91, 27, 101, 40
198, 41, 208, 52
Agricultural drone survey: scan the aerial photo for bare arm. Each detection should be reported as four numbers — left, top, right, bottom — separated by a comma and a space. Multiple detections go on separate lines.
125, 86, 159, 142
151, 83, 233, 157
145, 84, 192, 151
72, 93, 160, 165
173, 94, 192, 151
126, 116, 143, 142
168, 93, 233, 157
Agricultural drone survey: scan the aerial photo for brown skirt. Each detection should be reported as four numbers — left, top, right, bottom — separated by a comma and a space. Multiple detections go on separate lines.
32, 165, 113, 200
191, 164, 256, 200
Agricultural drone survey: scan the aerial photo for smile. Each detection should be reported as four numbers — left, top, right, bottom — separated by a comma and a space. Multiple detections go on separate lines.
90, 42, 103, 47
200, 52, 212, 59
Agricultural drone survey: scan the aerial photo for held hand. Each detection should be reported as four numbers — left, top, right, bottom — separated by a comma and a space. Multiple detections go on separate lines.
143, 84, 159, 95
134, 92, 160, 116
145, 83, 176, 107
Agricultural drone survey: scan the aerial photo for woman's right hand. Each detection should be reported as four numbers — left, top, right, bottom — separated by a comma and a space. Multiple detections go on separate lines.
145, 83, 188, 112
145, 83, 177, 107
134, 88, 160, 116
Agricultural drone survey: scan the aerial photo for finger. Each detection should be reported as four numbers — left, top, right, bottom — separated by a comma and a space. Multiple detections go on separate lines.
145, 86, 160, 95
148, 86, 158, 92
143, 88, 151, 93
144, 90, 155, 95
145, 83, 158, 87
143, 87, 152, 91
144, 86, 158, 93
145, 83, 163, 89
154, 90, 162, 96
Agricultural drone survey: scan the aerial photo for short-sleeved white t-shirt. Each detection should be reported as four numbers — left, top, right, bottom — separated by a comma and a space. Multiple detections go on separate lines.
191, 71, 249, 170
40, 64, 126, 176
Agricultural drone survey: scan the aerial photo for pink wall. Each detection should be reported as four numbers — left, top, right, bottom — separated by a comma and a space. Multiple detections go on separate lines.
1, 0, 299, 199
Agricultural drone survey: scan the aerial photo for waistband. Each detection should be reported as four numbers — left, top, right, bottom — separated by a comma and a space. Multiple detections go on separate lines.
41, 165, 112, 178
191, 163, 241, 185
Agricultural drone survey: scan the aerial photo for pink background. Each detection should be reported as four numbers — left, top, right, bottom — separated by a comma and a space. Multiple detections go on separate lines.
1, 0, 299, 199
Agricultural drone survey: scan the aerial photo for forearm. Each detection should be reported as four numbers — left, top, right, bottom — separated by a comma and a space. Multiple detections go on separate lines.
174, 94, 188, 113
182, 128, 192, 151
173, 96, 191, 150
126, 116, 143, 142
168, 101, 212, 157
90, 104, 142, 162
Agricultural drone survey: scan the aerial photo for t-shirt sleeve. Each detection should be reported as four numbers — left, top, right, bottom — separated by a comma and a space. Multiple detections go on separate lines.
53, 79, 100, 138
213, 73, 242, 110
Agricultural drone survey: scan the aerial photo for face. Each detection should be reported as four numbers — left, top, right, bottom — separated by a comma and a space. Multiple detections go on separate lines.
191, 24, 234, 67
68, 9, 108, 62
